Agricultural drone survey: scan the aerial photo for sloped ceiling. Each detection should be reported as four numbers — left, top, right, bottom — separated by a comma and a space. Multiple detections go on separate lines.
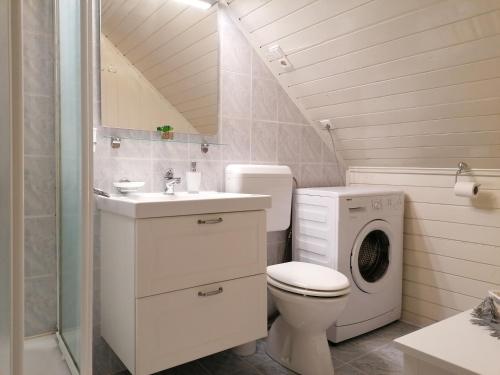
101, 0, 219, 134
226, 0, 500, 169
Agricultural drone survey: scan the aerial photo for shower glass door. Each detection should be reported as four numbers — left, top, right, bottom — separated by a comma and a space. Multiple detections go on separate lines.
58, 0, 83, 368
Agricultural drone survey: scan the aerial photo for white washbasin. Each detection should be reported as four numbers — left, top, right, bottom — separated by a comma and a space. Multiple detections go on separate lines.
96, 191, 272, 218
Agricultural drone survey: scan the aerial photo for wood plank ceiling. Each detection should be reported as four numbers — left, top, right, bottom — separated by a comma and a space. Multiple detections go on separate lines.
226, 0, 500, 168
101, 0, 219, 134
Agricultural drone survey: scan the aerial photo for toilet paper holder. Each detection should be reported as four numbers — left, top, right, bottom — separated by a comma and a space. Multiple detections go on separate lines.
455, 161, 470, 183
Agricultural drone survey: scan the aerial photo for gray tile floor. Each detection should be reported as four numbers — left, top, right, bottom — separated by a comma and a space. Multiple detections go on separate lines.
118, 321, 417, 375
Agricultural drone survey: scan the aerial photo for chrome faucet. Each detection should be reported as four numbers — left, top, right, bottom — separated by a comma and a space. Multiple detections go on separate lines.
164, 168, 181, 195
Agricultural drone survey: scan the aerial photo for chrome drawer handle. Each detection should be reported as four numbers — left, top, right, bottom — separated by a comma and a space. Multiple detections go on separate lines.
198, 287, 223, 297
197, 217, 223, 225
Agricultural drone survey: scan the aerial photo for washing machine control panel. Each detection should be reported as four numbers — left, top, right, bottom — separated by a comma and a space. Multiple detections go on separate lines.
345, 195, 403, 214
371, 196, 403, 211
345, 194, 403, 217
370, 195, 403, 211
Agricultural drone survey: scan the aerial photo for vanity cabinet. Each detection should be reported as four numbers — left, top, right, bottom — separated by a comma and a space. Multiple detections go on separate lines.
100, 209, 267, 375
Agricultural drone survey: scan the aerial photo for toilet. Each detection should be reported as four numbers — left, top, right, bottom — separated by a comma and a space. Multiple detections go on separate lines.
225, 164, 351, 374
267, 262, 350, 374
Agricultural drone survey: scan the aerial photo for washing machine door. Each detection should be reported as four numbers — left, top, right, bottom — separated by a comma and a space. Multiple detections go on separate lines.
350, 220, 393, 294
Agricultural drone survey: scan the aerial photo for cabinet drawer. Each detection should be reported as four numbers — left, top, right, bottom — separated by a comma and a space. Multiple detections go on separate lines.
135, 274, 267, 375
135, 210, 266, 297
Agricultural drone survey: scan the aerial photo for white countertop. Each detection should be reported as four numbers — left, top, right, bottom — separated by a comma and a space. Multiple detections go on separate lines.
395, 310, 500, 375
96, 191, 272, 218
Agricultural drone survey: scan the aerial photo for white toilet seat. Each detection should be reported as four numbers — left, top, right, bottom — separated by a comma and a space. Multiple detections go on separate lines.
267, 261, 350, 297
267, 276, 350, 297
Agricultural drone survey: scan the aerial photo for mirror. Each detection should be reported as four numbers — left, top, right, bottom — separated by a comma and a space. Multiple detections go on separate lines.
100, 0, 219, 136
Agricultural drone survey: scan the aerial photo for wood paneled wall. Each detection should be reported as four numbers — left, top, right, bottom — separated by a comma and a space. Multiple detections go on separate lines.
226, 0, 500, 169
348, 167, 500, 326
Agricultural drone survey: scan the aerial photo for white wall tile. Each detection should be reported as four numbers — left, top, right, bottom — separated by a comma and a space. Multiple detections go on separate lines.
221, 70, 252, 118
252, 78, 278, 121
277, 124, 303, 163
23, 0, 54, 35
301, 126, 323, 163
221, 117, 251, 161
252, 120, 278, 162
277, 86, 309, 125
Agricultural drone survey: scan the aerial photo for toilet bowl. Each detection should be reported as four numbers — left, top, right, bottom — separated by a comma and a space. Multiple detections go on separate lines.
266, 262, 350, 375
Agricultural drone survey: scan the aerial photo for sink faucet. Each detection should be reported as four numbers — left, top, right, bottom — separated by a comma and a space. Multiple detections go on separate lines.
164, 168, 181, 195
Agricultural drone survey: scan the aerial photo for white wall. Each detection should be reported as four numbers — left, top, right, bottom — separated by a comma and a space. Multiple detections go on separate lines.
348, 167, 500, 326
227, 0, 500, 169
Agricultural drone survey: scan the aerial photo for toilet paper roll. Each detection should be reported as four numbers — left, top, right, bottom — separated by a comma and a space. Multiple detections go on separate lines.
454, 181, 480, 198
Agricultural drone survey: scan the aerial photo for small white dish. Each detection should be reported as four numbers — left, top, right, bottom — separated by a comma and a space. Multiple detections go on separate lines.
488, 290, 500, 314
113, 181, 145, 194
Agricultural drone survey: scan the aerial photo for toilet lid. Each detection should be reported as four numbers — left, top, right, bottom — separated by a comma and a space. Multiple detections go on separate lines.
267, 276, 350, 297
267, 262, 350, 294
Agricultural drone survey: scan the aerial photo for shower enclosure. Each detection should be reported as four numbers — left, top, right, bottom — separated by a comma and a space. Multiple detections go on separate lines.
55, 0, 94, 373
0, 0, 94, 374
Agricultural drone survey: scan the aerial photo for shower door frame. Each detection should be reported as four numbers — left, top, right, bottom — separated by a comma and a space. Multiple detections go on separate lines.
54, 0, 94, 374
1, 0, 24, 374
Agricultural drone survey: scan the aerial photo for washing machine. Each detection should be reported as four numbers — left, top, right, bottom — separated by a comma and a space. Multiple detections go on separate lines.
293, 186, 404, 343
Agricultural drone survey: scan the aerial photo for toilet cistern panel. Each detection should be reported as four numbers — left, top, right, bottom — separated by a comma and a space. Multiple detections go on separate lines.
225, 165, 293, 232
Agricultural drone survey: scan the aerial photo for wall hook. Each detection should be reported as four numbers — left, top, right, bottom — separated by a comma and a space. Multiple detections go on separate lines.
111, 136, 121, 149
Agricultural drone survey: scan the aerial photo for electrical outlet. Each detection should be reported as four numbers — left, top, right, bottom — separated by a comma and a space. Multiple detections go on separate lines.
319, 119, 332, 130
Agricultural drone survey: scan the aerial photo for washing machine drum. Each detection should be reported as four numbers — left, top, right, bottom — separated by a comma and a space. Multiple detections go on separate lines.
351, 220, 394, 293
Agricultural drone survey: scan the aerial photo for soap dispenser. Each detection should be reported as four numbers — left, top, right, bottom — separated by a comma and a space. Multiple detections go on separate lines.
186, 162, 201, 193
